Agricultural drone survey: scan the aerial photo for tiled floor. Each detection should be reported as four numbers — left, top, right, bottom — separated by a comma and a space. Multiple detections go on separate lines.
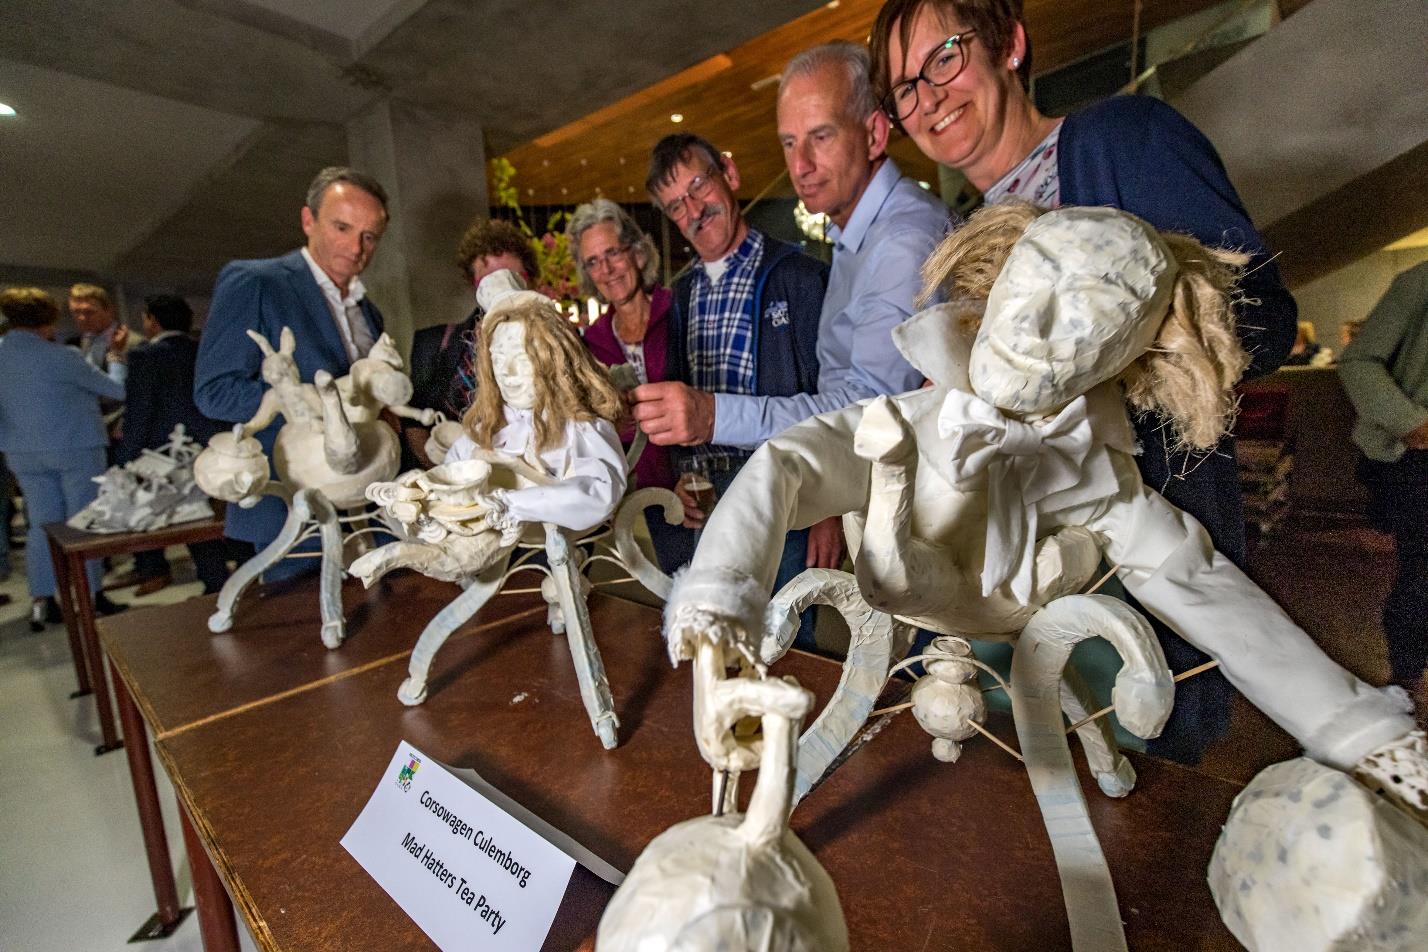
0, 512, 1410, 950
0, 544, 257, 952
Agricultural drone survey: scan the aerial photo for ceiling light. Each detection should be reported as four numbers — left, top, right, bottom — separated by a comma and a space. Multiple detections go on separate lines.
0, 103, 16, 118
670, 113, 684, 123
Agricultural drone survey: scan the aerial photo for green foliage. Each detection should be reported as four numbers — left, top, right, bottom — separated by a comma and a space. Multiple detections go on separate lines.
486, 159, 580, 306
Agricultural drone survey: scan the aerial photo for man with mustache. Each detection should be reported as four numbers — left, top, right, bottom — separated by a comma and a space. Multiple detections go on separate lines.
195, 166, 389, 564
635, 132, 828, 647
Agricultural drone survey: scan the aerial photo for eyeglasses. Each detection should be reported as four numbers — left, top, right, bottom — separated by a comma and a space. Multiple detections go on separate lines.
581, 244, 630, 274
660, 165, 721, 222
882, 31, 978, 122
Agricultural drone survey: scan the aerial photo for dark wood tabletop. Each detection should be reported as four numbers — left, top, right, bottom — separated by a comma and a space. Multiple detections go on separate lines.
46, 509, 227, 560
101, 572, 546, 739
122, 580, 1242, 951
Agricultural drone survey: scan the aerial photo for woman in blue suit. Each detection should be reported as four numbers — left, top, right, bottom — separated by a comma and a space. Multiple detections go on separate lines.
0, 288, 130, 630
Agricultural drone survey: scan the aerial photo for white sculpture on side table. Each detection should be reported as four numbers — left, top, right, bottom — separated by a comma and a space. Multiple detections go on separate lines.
349, 271, 682, 750
192, 327, 439, 647
653, 204, 1428, 951
68, 425, 213, 533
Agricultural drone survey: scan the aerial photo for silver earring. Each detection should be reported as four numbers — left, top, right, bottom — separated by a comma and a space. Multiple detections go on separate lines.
1011, 56, 1021, 68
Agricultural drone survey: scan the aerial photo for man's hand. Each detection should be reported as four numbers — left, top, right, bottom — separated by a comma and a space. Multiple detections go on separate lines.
1404, 419, 1428, 450
805, 515, 845, 569
107, 324, 130, 362
674, 474, 706, 529
630, 381, 715, 446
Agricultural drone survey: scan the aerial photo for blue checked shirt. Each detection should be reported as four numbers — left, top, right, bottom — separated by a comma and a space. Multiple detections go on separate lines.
687, 230, 765, 464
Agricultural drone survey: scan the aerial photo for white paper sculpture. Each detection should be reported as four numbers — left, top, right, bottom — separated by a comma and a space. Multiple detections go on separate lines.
597, 628, 847, 952
349, 271, 683, 749
68, 425, 213, 533
193, 328, 439, 646
660, 204, 1427, 951
1210, 756, 1428, 952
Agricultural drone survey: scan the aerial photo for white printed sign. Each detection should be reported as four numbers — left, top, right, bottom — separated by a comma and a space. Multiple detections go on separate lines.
342, 741, 576, 950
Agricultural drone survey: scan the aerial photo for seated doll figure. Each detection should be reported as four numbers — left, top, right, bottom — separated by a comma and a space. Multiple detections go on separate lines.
667, 204, 1425, 818
350, 271, 628, 585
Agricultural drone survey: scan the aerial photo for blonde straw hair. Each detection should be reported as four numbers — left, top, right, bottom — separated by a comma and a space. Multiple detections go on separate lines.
462, 300, 627, 453
920, 201, 1250, 451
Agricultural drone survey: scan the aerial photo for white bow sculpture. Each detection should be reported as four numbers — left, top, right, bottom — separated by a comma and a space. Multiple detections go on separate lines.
938, 389, 1127, 604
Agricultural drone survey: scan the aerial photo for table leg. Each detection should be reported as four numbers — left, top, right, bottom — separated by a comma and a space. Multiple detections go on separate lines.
48, 535, 91, 698
73, 554, 122, 754
114, 674, 193, 939
179, 806, 240, 952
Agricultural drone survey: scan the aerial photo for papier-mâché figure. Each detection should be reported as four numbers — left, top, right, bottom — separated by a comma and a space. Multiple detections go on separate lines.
193, 327, 439, 646
68, 425, 213, 533
350, 271, 675, 749
665, 204, 1427, 951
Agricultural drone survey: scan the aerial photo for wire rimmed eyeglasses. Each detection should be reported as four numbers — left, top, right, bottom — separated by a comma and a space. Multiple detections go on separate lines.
882, 31, 978, 122
661, 165, 721, 222
581, 243, 631, 274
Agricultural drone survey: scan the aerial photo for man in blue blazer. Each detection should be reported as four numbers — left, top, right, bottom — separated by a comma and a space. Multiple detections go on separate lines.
195, 166, 390, 563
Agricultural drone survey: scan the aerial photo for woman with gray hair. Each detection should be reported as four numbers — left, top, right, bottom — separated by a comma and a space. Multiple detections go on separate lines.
567, 198, 692, 571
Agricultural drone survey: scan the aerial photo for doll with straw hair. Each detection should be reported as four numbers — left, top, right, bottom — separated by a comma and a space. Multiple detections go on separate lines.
350, 272, 628, 585
462, 294, 627, 457
665, 203, 1426, 821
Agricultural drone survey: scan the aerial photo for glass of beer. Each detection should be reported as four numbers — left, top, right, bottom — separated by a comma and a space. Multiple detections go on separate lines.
679, 457, 718, 521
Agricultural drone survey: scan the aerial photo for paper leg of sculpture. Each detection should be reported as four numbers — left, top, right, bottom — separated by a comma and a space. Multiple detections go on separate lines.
759, 567, 915, 803
208, 484, 301, 633
309, 491, 347, 649
1059, 666, 1137, 798
1008, 594, 1174, 952
611, 487, 682, 600
596, 677, 848, 952
546, 524, 620, 749
396, 554, 511, 706
1209, 757, 1428, 952
313, 370, 361, 475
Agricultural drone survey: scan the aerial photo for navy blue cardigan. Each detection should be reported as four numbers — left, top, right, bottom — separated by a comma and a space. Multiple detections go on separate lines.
667, 233, 828, 459
1060, 95, 1298, 565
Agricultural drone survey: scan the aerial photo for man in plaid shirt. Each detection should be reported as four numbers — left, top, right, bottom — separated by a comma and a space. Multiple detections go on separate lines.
632, 133, 829, 648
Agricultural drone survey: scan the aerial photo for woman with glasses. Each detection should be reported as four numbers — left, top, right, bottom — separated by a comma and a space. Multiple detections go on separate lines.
567, 199, 693, 572
868, 0, 1299, 763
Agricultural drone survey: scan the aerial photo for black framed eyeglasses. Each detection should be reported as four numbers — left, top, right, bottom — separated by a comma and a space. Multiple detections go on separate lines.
661, 165, 721, 222
881, 31, 978, 122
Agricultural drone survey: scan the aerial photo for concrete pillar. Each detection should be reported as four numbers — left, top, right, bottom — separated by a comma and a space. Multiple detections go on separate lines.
347, 99, 488, 358
1170, 0, 1428, 285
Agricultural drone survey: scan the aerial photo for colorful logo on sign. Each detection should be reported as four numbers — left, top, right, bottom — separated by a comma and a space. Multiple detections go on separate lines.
396, 754, 421, 792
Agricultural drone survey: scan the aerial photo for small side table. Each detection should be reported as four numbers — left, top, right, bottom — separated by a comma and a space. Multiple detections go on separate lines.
45, 510, 226, 754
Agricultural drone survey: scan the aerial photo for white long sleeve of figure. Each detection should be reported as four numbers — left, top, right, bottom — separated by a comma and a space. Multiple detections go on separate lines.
446, 406, 626, 533
936, 384, 1415, 772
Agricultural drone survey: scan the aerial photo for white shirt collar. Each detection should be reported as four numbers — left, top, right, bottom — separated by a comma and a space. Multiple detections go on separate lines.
826, 158, 902, 255
301, 247, 366, 306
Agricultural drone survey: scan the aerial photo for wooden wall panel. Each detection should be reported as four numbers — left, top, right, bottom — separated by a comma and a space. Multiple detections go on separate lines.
498, 0, 1226, 207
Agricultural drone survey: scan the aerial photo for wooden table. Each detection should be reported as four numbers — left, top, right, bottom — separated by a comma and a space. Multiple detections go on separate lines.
104, 574, 1245, 951
45, 512, 227, 754
98, 570, 543, 944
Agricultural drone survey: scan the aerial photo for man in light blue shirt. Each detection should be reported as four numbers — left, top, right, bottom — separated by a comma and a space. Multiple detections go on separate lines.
712, 41, 952, 450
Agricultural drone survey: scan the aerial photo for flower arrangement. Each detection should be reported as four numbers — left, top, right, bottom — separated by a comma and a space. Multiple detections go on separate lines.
488, 158, 581, 306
